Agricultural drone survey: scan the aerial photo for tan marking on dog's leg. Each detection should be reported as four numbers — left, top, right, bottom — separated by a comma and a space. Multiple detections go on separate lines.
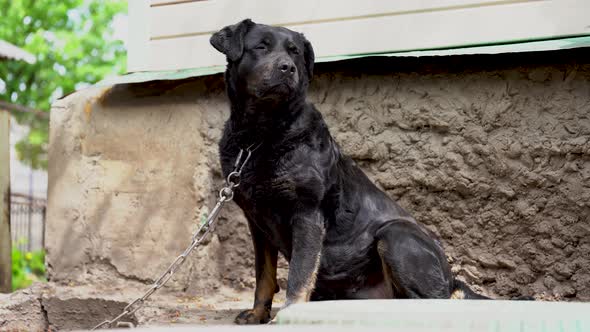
236, 223, 279, 325
252, 248, 278, 314
451, 289, 465, 299
290, 252, 322, 304
377, 240, 396, 297
285, 217, 325, 307
377, 240, 387, 256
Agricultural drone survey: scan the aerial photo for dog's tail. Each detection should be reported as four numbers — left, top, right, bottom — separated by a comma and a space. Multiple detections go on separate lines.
451, 279, 535, 300
451, 279, 490, 299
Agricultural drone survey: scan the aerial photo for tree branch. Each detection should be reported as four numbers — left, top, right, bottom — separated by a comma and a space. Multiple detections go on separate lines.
0, 100, 48, 119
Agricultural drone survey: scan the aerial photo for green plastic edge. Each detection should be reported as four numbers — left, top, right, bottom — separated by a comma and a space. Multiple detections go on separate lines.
97, 35, 590, 87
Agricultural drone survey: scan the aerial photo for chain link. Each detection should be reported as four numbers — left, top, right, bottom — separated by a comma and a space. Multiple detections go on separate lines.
91, 146, 257, 330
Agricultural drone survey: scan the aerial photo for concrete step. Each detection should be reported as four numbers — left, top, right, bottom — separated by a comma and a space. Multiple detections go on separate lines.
275, 299, 590, 331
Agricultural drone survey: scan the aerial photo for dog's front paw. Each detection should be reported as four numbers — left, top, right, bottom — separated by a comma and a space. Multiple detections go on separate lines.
234, 309, 271, 325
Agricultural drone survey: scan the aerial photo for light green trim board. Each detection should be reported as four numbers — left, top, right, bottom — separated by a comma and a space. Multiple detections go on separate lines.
97, 35, 590, 87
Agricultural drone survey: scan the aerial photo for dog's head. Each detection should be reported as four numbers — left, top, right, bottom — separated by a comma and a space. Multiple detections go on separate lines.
210, 19, 314, 104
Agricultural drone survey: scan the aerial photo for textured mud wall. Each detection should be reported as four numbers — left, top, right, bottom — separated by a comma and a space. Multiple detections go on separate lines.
47, 49, 590, 301
47, 79, 261, 294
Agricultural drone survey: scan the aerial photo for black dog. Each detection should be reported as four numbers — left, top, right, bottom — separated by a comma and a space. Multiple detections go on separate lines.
211, 19, 490, 325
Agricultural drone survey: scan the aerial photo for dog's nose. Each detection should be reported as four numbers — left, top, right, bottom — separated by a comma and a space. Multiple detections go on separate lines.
279, 62, 296, 75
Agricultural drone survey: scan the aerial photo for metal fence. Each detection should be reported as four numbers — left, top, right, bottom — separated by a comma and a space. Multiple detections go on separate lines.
10, 193, 46, 252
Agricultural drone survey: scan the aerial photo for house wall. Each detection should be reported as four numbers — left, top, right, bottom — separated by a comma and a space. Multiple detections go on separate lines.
47, 48, 590, 301
129, 0, 590, 71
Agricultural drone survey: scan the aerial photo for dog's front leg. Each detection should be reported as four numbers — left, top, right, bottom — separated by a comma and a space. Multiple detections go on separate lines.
285, 210, 325, 307
235, 219, 278, 325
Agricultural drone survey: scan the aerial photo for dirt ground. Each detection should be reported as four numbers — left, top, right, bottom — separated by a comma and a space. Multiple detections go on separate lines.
0, 281, 286, 331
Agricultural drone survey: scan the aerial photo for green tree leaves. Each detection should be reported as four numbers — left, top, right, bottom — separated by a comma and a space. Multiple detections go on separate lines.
0, 0, 126, 169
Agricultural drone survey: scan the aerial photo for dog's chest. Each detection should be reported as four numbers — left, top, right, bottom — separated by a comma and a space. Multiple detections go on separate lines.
220, 139, 325, 250
238, 157, 303, 209
227, 158, 302, 253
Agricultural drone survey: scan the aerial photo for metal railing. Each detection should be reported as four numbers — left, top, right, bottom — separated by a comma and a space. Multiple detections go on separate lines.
10, 193, 46, 252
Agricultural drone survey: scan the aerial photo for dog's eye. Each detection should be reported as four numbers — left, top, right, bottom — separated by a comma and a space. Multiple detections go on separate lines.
289, 46, 300, 54
255, 44, 267, 50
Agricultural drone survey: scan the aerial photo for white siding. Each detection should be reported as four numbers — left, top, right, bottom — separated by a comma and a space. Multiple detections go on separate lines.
129, 0, 590, 72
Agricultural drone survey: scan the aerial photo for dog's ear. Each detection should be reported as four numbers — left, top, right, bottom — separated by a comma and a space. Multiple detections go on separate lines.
302, 35, 315, 80
210, 19, 254, 62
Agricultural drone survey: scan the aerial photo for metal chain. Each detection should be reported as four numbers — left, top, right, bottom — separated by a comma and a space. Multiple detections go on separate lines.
92, 146, 256, 330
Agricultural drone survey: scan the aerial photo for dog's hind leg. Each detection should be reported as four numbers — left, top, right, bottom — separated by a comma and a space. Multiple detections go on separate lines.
376, 220, 454, 299
235, 219, 279, 325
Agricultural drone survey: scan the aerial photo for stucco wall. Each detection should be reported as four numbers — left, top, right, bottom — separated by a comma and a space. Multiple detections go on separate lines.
47, 49, 590, 301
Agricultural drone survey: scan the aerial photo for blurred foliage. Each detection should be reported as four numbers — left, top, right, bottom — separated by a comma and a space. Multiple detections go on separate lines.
0, 0, 127, 169
12, 245, 46, 291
